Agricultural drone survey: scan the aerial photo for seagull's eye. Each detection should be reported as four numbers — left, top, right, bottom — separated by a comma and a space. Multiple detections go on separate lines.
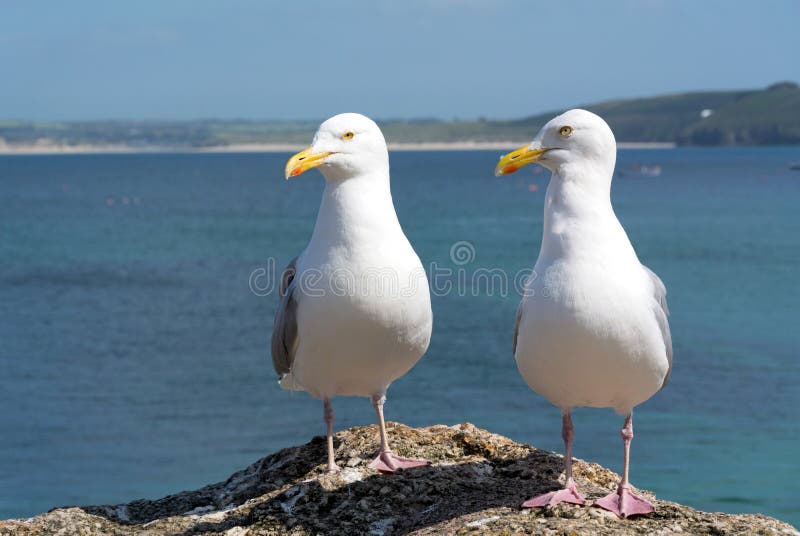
342, 131, 355, 141
559, 126, 574, 137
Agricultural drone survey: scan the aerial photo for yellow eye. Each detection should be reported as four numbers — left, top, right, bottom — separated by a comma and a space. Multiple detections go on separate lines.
559, 126, 574, 137
342, 131, 355, 140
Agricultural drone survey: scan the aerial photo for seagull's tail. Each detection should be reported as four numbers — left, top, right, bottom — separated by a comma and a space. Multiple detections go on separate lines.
278, 372, 305, 392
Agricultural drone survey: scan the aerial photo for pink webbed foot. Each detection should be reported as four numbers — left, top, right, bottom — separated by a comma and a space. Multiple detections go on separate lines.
522, 479, 586, 508
594, 484, 655, 518
368, 450, 431, 474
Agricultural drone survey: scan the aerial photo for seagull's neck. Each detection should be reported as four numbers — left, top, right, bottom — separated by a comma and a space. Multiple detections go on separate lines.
539, 162, 633, 261
309, 171, 402, 248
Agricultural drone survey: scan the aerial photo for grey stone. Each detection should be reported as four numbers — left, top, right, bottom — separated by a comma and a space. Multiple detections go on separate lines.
1, 423, 796, 536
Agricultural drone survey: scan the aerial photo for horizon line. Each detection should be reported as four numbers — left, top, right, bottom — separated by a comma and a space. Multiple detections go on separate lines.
1, 82, 792, 124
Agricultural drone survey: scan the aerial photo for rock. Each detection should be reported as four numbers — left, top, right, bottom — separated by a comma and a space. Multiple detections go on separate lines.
1, 423, 796, 535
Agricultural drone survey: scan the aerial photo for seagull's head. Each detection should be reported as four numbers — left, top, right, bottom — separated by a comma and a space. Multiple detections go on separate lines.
285, 113, 389, 181
495, 109, 616, 177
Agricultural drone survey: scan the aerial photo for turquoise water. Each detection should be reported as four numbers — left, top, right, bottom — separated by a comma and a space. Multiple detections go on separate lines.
1, 148, 798, 526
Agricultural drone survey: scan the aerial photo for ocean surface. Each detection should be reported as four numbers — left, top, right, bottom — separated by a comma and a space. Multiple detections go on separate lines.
1, 148, 798, 526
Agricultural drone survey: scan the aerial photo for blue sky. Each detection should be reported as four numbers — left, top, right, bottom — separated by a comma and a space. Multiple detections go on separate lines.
1, 0, 798, 121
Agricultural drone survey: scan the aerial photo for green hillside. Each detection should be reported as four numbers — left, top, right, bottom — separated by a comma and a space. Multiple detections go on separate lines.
677, 85, 800, 144
489, 81, 800, 145
515, 91, 753, 142
1, 83, 798, 147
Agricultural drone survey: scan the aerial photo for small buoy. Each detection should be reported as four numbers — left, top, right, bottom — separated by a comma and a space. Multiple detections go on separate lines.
528, 184, 539, 192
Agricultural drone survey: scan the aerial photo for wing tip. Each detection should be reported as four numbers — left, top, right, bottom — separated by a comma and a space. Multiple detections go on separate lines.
278, 373, 305, 391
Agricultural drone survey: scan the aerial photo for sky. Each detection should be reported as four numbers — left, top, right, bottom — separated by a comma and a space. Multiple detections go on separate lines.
1, 0, 798, 121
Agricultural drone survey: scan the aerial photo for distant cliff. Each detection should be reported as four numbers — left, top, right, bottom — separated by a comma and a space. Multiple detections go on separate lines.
1, 423, 796, 535
1, 83, 799, 150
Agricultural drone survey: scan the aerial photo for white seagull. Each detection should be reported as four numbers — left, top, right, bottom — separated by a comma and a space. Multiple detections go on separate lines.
495, 109, 672, 518
271, 113, 433, 474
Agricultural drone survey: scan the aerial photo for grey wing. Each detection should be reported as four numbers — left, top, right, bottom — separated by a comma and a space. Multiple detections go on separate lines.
643, 264, 672, 389
271, 256, 299, 377
512, 302, 522, 356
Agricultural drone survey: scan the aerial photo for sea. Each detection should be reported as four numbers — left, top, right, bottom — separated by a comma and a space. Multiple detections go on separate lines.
1, 147, 798, 527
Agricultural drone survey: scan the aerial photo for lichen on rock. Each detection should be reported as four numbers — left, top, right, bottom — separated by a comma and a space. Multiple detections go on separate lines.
1, 423, 796, 535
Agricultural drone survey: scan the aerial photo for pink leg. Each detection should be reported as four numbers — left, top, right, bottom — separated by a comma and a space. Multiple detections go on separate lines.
594, 412, 655, 518
522, 411, 586, 508
323, 399, 341, 474
367, 393, 430, 474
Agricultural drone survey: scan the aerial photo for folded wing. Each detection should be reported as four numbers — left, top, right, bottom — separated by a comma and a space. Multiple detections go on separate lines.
271, 256, 299, 379
643, 264, 672, 389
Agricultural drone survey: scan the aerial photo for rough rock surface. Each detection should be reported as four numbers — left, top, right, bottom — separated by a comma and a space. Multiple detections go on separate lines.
1, 423, 796, 535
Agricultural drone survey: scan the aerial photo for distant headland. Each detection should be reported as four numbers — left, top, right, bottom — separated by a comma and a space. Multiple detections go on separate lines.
1, 82, 798, 154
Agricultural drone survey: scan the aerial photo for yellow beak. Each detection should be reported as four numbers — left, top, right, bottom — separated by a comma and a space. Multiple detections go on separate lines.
494, 145, 551, 176
285, 147, 333, 179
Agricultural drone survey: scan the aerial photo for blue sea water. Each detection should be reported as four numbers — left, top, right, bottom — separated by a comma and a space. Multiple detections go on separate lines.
0, 148, 798, 526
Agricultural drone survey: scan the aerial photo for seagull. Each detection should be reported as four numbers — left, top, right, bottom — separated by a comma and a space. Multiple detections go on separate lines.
495, 109, 672, 518
271, 113, 433, 474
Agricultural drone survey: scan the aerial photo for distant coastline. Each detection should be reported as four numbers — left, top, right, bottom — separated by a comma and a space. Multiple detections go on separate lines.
2, 83, 798, 151
0, 141, 676, 155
